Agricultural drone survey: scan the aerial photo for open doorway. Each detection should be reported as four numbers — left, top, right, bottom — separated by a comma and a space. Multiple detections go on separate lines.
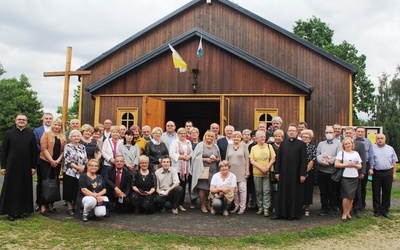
165, 101, 220, 136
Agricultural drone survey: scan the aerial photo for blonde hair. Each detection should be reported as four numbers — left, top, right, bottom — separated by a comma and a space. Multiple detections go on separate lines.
80, 124, 94, 133
177, 127, 186, 134
110, 126, 120, 133
232, 131, 242, 138
52, 118, 66, 142
342, 137, 354, 150
203, 130, 216, 141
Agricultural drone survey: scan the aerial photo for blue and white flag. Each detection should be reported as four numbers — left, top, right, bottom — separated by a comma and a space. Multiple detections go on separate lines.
197, 36, 203, 58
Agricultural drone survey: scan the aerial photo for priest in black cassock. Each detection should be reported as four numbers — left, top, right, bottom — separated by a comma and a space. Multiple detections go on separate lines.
0, 114, 37, 221
272, 124, 307, 220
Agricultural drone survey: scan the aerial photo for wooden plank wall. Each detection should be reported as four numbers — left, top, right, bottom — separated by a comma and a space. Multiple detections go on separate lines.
81, 1, 351, 140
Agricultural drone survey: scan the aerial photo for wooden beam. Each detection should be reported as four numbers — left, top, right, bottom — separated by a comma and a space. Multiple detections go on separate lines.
43, 70, 91, 77
43, 46, 91, 127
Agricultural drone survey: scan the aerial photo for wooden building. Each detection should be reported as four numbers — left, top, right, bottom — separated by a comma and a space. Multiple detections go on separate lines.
78, 0, 357, 141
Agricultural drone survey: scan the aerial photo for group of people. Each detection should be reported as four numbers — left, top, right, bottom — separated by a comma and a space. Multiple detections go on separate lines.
0, 113, 397, 224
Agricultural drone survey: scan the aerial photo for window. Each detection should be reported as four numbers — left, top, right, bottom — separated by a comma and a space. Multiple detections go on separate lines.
254, 108, 278, 130
117, 108, 138, 129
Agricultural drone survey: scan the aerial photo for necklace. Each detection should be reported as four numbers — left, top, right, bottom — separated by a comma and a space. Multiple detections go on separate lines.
141, 170, 149, 181
233, 144, 240, 151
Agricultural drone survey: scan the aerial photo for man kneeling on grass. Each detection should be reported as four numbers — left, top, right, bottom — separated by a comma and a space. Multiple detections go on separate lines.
154, 155, 183, 215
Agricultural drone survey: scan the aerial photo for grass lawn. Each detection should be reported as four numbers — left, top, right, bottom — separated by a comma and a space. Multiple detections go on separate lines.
0, 211, 399, 249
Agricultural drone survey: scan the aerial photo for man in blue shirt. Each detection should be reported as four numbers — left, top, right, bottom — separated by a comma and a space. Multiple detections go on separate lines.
370, 134, 398, 218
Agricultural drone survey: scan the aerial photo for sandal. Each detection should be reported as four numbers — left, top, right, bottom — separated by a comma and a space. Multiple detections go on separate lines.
67, 209, 75, 216
305, 209, 310, 217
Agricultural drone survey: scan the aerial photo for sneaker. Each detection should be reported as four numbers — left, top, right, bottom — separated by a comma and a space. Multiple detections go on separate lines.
305, 210, 310, 217
264, 210, 269, 217
256, 209, 263, 215
172, 208, 178, 215
237, 208, 245, 215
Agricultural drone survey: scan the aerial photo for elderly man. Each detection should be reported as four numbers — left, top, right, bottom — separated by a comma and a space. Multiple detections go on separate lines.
354, 126, 375, 211
141, 125, 152, 141
161, 120, 177, 149
105, 155, 132, 213
217, 125, 235, 160
267, 117, 287, 142
0, 114, 37, 221
66, 118, 81, 143
370, 134, 398, 218
210, 123, 224, 140
154, 156, 183, 215
316, 127, 342, 217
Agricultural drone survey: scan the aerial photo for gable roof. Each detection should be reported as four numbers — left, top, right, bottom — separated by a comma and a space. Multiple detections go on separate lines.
78, 0, 357, 74
86, 28, 314, 96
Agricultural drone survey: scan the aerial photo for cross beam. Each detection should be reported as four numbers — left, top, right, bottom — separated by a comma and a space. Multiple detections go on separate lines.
43, 46, 91, 127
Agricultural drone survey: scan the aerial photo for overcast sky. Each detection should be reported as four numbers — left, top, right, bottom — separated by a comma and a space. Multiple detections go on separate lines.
1, 0, 398, 120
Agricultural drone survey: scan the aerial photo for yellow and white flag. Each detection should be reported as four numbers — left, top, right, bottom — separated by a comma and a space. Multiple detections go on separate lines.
168, 44, 187, 73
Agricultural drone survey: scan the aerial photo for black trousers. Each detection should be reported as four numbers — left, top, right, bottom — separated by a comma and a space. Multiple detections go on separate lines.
318, 171, 338, 210
155, 186, 183, 210
360, 162, 371, 208
372, 169, 393, 214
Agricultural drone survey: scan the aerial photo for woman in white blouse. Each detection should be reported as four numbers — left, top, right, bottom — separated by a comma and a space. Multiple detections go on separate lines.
334, 137, 362, 222
169, 127, 192, 212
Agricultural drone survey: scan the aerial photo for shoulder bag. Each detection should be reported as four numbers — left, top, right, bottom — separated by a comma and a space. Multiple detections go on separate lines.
331, 151, 344, 183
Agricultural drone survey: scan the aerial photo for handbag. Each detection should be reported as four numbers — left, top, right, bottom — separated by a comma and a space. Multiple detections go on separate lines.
331, 151, 344, 183
41, 168, 61, 203
199, 167, 210, 179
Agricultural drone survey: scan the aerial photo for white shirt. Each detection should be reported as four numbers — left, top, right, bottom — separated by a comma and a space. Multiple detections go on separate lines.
336, 150, 362, 178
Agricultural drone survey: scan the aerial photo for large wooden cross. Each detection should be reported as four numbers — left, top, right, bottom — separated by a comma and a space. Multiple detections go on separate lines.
43, 46, 91, 127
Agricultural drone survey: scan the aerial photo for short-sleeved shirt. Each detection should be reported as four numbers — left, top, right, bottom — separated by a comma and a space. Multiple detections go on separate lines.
249, 144, 276, 177
336, 150, 362, 178
210, 172, 237, 188
154, 167, 180, 191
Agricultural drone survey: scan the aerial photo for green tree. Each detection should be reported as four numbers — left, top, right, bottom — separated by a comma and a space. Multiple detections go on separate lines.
375, 66, 400, 154
0, 62, 5, 76
56, 84, 80, 122
293, 16, 375, 123
0, 74, 43, 146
